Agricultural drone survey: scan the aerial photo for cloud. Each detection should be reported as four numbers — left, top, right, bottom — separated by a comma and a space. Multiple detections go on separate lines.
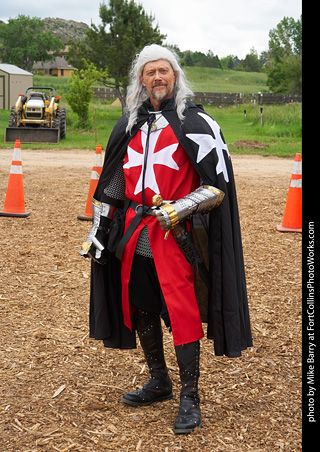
140, 0, 301, 56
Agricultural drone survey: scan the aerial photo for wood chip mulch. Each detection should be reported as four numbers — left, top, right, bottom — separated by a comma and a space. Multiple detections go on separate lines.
0, 151, 301, 452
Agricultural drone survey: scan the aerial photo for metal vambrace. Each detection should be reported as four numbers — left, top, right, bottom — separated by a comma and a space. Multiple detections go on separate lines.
80, 198, 117, 262
152, 185, 224, 230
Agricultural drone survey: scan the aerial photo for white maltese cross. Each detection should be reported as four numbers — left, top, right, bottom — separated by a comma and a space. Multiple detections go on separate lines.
186, 112, 230, 183
124, 129, 179, 195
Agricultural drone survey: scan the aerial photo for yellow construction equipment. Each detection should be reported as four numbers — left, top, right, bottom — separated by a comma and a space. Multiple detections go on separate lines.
5, 86, 66, 143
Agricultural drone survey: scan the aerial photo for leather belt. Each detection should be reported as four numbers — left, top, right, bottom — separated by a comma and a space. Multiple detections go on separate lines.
115, 200, 153, 261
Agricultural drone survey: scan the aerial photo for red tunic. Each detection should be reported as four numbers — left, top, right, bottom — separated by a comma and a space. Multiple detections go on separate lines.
121, 123, 204, 346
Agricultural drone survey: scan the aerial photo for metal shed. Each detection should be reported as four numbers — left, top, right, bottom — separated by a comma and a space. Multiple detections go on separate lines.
0, 64, 33, 110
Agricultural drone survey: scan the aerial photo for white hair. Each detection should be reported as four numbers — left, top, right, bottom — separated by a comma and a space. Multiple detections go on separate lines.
125, 44, 194, 133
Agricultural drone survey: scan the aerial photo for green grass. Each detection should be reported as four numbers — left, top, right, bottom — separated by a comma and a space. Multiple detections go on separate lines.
0, 72, 301, 157
32, 74, 70, 98
206, 102, 302, 157
184, 67, 268, 93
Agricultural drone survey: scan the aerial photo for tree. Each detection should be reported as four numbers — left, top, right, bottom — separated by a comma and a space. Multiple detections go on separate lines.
241, 48, 263, 72
186, 50, 220, 68
268, 16, 302, 61
66, 61, 108, 129
65, 39, 90, 71
0, 15, 64, 71
184, 51, 194, 67
266, 15, 302, 94
220, 55, 236, 70
67, 0, 165, 111
205, 50, 221, 68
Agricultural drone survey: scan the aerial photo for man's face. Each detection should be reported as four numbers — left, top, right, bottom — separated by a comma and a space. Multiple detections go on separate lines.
140, 59, 177, 107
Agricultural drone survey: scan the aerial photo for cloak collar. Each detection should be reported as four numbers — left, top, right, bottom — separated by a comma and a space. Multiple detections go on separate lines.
138, 97, 176, 116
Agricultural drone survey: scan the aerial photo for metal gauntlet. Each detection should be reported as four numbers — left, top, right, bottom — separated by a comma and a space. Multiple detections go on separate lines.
152, 185, 224, 230
80, 198, 117, 262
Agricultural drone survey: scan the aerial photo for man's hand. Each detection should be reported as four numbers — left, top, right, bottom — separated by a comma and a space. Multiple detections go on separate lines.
152, 202, 179, 230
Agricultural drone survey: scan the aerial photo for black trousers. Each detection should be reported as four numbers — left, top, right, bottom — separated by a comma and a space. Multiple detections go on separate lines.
129, 253, 170, 327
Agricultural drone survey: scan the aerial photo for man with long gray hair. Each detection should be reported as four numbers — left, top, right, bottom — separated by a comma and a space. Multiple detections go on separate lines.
81, 44, 252, 434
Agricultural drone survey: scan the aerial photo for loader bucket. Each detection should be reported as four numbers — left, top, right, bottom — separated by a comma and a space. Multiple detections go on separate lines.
5, 127, 60, 144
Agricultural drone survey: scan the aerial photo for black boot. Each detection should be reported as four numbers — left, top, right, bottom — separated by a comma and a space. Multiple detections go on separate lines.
121, 310, 173, 406
173, 340, 202, 434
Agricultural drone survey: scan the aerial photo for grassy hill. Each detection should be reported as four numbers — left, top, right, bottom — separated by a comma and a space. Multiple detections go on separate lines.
32, 67, 268, 97
184, 67, 268, 93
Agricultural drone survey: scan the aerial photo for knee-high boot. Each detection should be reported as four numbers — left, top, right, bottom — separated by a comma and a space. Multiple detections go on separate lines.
173, 340, 202, 434
121, 309, 173, 406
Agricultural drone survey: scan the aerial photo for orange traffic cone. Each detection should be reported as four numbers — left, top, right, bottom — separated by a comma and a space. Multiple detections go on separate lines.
276, 153, 302, 232
0, 140, 31, 218
77, 145, 103, 221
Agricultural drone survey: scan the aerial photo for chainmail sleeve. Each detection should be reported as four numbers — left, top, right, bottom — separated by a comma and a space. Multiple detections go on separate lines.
103, 160, 126, 201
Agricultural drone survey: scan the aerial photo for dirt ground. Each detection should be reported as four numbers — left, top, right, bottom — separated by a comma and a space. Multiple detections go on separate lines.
0, 148, 302, 452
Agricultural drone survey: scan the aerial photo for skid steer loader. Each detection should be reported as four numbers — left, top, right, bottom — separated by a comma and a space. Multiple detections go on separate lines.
5, 86, 66, 144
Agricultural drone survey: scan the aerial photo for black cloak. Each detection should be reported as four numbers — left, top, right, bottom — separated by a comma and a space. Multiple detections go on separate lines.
88, 98, 252, 358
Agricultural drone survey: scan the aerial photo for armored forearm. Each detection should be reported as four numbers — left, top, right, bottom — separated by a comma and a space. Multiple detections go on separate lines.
80, 160, 126, 263
80, 198, 117, 262
152, 185, 224, 230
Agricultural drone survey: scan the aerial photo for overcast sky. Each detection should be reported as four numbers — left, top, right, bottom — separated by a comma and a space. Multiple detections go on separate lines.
1, 0, 302, 58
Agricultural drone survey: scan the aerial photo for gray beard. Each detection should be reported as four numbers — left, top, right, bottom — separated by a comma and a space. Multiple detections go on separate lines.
151, 85, 174, 102
152, 90, 169, 101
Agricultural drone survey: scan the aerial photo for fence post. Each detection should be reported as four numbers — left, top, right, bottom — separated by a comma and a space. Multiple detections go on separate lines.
260, 107, 264, 126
